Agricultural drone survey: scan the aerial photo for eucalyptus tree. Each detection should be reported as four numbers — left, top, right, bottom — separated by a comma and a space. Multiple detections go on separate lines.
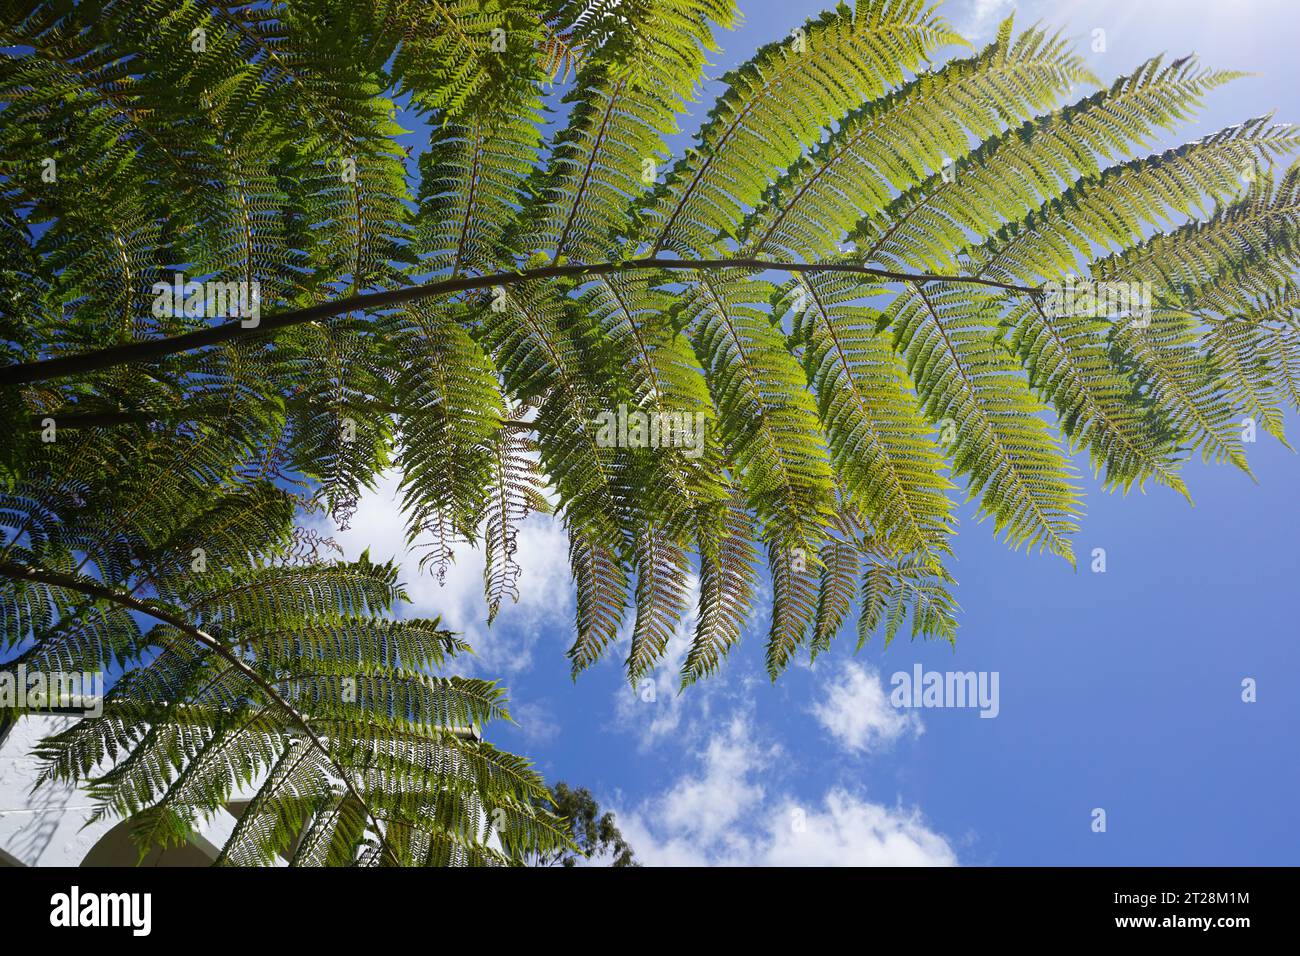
531, 782, 638, 866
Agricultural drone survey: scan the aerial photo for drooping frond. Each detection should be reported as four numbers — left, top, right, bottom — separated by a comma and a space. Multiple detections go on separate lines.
857, 548, 959, 647
680, 490, 757, 687
565, 526, 629, 676
674, 269, 836, 549
888, 282, 1082, 559
764, 531, 821, 678
782, 276, 956, 560
382, 302, 506, 578
627, 519, 693, 682
484, 420, 551, 624
811, 530, 862, 660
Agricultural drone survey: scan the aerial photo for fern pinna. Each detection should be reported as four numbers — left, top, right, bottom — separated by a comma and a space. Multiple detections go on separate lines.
1, 1, 1298, 863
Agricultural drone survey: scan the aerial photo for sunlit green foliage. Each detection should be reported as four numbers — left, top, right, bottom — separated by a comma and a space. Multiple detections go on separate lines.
2, 0, 1298, 864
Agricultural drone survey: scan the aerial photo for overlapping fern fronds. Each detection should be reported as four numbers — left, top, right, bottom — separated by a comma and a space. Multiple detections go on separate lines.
0, 423, 567, 865
3, 0, 1300, 862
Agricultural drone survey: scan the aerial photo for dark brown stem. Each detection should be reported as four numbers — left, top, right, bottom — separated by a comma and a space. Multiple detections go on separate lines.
28, 404, 528, 429
1, 258, 1041, 387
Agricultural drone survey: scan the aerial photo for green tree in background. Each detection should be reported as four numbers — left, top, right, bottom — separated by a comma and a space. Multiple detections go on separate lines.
533, 783, 638, 866
1, 0, 1297, 864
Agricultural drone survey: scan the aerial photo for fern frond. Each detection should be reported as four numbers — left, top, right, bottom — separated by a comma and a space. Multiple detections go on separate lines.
676, 270, 835, 550
856, 54, 1245, 271
783, 275, 956, 559
857, 548, 959, 647
889, 282, 1081, 560
643, 0, 959, 255
565, 527, 629, 677
484, 421, 550, 624
741, 17, 1089, 261
627, 519, 692, 683
680, 490, 757, 687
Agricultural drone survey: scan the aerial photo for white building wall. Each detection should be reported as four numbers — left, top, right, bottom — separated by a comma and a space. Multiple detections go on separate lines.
0, 714, 237, 866
2, 713, 492, 866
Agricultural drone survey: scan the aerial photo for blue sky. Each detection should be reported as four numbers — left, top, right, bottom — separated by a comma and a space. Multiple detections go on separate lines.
329, 0, 1300, 865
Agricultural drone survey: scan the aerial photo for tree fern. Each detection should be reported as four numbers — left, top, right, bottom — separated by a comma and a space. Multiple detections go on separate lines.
2, 425, 566, 865
3, 1, 1300, 862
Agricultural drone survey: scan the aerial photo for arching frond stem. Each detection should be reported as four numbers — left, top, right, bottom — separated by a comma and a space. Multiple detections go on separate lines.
1, 259, 1043, 386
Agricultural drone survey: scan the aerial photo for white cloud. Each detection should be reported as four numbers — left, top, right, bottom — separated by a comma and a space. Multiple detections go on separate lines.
954, 0, 1017, 39
317, 471, 572, 676
758, 791, 959, 866
510, 700, 561, 745
810, 661, 922, 754
615, 712, 956, 866
655, 713, 773, 844
610, 574, 776, 751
